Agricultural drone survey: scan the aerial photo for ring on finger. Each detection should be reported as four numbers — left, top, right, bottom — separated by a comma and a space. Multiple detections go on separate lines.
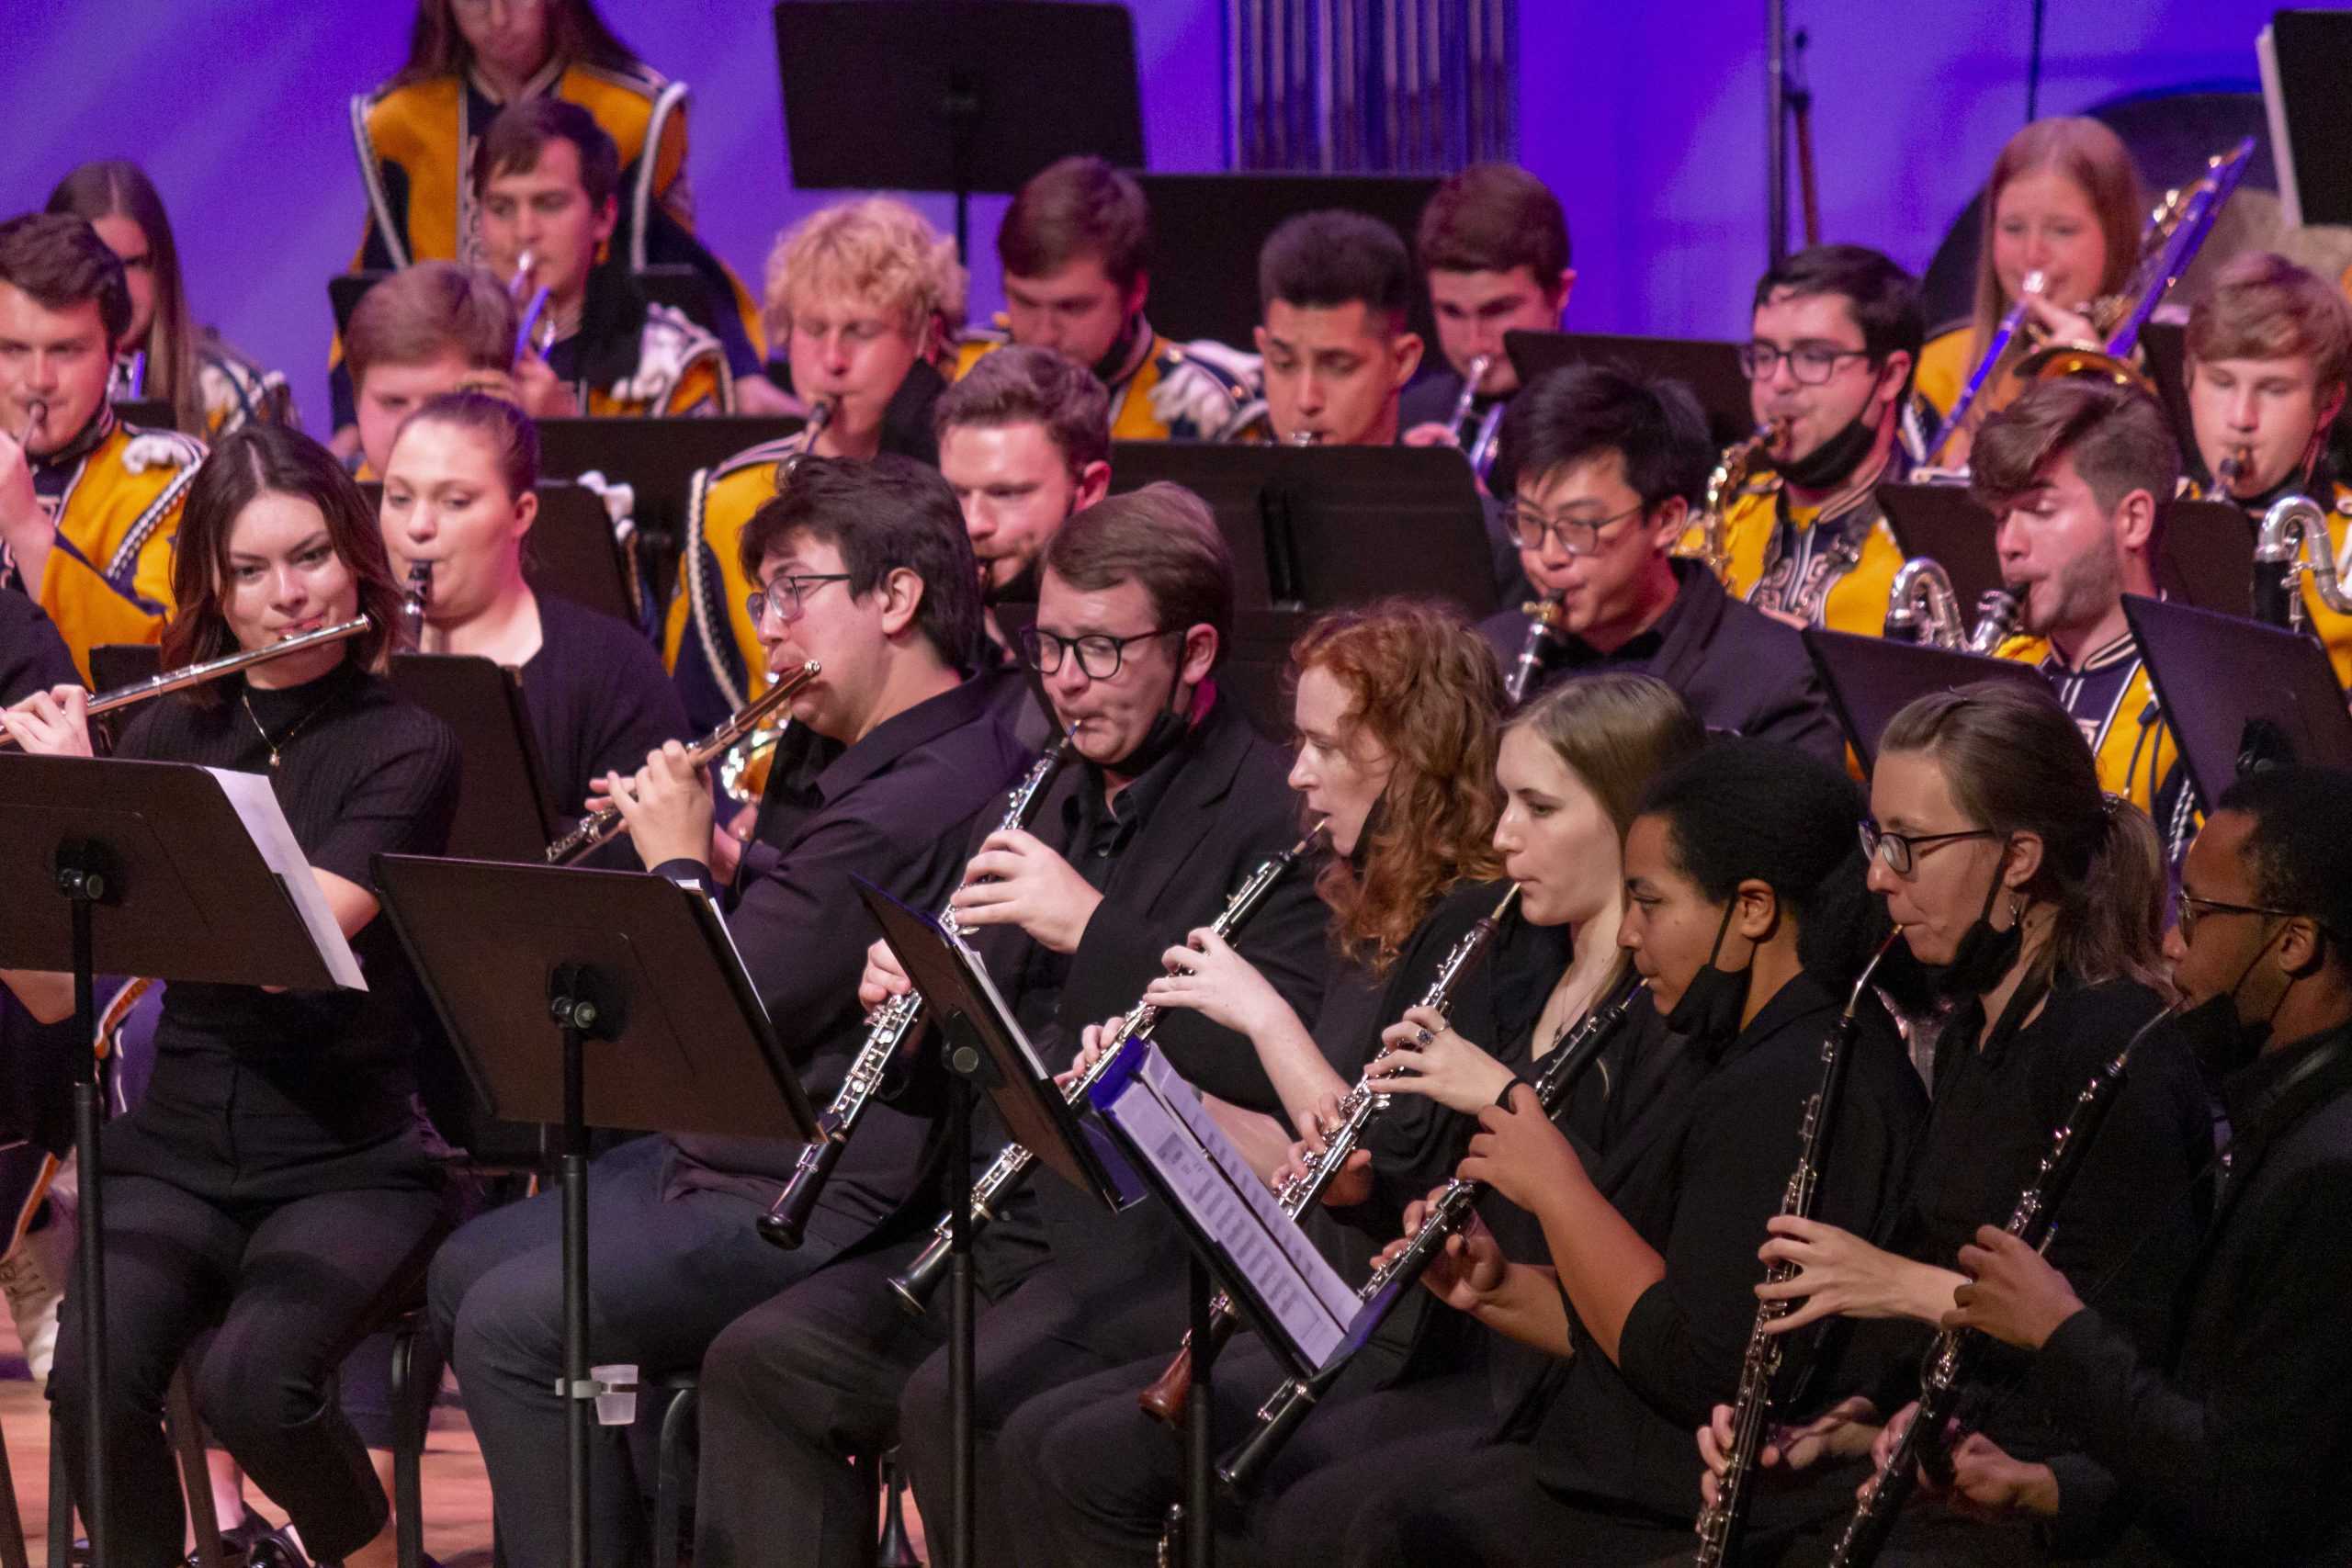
1415, 1027, 1433, 1046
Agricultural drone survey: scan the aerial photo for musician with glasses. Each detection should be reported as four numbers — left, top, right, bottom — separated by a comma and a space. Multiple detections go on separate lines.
1689, 681, 2210, 1566
425, 455, 1026, 1568
1702, 244, 1926, 635
1935, 765, 2352, 1565
1480, 363, 1839, 761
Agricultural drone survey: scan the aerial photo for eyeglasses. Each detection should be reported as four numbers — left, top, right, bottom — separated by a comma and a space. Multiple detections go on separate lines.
2176, 892, 2299, 942
1737, 343, 1873, 386
1018, 626, 1175, 679
1858, 818, 2003, 876
1503, 500, 1646, 558
744, 573, 852, 626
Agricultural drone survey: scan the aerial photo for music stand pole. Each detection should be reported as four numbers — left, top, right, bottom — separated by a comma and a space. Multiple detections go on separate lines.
944, 1035, 978, 1568
1186, 1254, 1216, 1568
548, 964, 624, 1568
56, 841, 113, 1562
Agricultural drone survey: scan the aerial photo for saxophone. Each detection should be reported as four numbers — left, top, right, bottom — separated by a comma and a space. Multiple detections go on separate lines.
1137, 885, 1522, 1426
756, 732, 1078, 1249
1686, 422, 1784, 578
2253, 493, 2352, 633
886, 824, 1328, 1315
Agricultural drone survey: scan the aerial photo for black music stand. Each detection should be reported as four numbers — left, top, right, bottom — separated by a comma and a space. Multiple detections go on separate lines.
359, 481, 639, 625
1107, 443, 1497, 617
110, 398, 175, 433
387, 655, 559, 862
1506, 329, 1756, 446
2121, 592, 2352, 808
860, 881, 1133, 1568
328, 273, 387, 342
2262, 9, 2352, 227
2155, 499, 2256, 619
1801, 629, 2048, 774
2139, 321, 2199, 467
1876, 483, 2005, 609
774, 1, 1143, 262
374, 855, 817, 1568
0, 757, 360, 1562
87, 643, 161, 694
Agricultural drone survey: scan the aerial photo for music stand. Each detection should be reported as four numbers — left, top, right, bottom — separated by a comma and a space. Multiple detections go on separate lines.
2155, 499, 2255, 619
1107, 443, 1497, 617
88, 644, 161, 695
0, 757, 362, 1562
1801, 629, 2048, 774
329, 273, 389, 342
110, 398, 175, 433
359, 480, 638, 625
774, 1, 1143, 262
1875, 484, 2004, 609
2139, 321, 2199, 465
387, 655, 560, 861
1506, 330, 1756, 446
2261, 9, 2352, 227
374, 854, 818, 1568
2120, 593, 2352, 808
860, 880, 1132, 1568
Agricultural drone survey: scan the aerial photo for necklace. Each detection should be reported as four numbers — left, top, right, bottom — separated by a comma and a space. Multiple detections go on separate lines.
240, 688, 332, 771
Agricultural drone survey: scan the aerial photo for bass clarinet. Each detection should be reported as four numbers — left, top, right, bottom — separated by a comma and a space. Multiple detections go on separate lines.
887, 823, 1327, 1315
757, 732, 1077, 1248
1693, 929, 1902, 1568
1825, 1000, 2180, 1568
1139, 884, 1522, 1426
1218, 975, 1644, 1495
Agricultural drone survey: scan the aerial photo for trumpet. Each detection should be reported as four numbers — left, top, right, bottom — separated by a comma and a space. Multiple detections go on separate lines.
544, 660, 820, 865
1921, 270, 2042, 468
1881, 559, 2018, 654
886, 824, 1327, 1316
400, 560, 433, 649
1285, 428, 1323, 446
1686, 423, 1782, 577
1138, 884, 1521, 1427
1506, 595, 1565, 705
2253, 493, 2352, 633
757, 731, 1077, 1249
1, 616, 372, 750
510, 249, 551, 363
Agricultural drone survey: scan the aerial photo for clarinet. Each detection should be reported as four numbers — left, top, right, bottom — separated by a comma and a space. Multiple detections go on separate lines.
1218, 976, 1643, 1495
1506, 597, 1564, 705
886, 824, 1328, 1316
756, 732, 1077, 1248
400, 559, 433, 649
1138, 884, 1522, 1426
1825, 1000, 2181, 1568
1693, 930, 1903, 1568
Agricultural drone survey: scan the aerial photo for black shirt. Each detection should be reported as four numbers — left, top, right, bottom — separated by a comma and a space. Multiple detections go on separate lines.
519, 590, 690, 856
0, 591, 77, 703
1480, 559, 1842, 763
107, 660, 459, 1191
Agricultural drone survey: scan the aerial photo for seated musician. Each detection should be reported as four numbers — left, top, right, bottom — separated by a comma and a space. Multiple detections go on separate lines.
1938, 766, 2352, 1564
1706, 243, 1924, 635
662, 195, 966, 730
426, 455, 1026, 1568
2183, 250, 2352, 682
956, 155, 1255, 441
1482, 363, 1841, 761
1974, 378, 2187, 829
1398, 162, 1573, 471
2, 424, 460, 1568
473, 98, 733, 418
0, 211, 203, 682
47, 160, 294, 439
346, 258, 517, 479
1242, 209, 1424, 446
688, 484, 1327, 1567
1915, 117, 2146, 468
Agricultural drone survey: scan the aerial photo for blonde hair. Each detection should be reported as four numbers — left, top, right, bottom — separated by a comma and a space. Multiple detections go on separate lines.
763, 196, 967, 362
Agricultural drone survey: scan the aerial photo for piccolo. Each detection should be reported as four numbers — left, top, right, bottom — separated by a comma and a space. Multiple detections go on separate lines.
0, 616, 371, 749
543, 660, 820, 865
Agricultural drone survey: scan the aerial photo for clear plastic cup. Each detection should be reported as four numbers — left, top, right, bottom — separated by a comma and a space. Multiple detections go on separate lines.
592, 1362, 639, 1427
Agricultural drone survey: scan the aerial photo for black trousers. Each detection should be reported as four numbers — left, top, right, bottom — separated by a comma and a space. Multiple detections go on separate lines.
48, 1171, 444, 1568
1334, 1438, 1706, 1568
426, 1136, 862, 1568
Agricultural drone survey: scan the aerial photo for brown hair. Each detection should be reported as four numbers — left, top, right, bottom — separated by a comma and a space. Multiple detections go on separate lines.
933, 344, 1111, 476
471, 97, 621, 210
45, 162, 197, 431
394, 389, 540, 500
1966, 118, 2145, 361
1000, 155, 1153, 292
345, 261, 515, 391
2186, 250, 2352, 402
392, 0, 639, 87
1969, 378, 2178, 520
160, 424, 401, 700
1509, 671, 1708, 840
1880, 681, 2167, 992
0, 212, 131, 347
1416, 164, 1570, 282
1289, 600, 1507, 971
1042, 482, 1232, 665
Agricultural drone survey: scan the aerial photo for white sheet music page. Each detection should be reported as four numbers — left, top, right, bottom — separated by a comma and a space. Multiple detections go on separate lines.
202, 767, 366, 990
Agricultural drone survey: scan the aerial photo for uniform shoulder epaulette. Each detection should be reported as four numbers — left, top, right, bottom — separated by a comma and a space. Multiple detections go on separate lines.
702, 433, 806, 486
573, 58, 671, 101
119, 426, 208, 474
1158, 336, 1259, 399
616, 302, 725, 408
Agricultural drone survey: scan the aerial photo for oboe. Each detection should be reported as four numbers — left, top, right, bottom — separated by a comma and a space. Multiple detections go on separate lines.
1139, 884, 1522, 1426
543, 661, 820, 865
1825, 1001, 2180, 1568
1693, 930, 1902, 1568
1218, 976, 1643, 1495
757, 732, 1078, 1249
886, 823, 1328, 1315
400, 559, 433, 649
0, 616, 371, 750
1506, 596, 1565, 705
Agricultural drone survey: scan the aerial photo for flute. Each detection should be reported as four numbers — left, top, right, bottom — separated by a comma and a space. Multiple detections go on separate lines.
0, 616, 372, 749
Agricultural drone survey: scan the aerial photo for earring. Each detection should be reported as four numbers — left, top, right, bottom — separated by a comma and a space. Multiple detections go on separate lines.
2008, 892, 2028, 928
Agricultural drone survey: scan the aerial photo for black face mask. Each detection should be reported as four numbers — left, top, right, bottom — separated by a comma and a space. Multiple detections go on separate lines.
2177, 931, 2290, 1078
1091, 310, 1147, 385
1665, 899, 1754, 1049
1934, 852, 2022, 998
1099, 660, 1194, 776
1771, 407, 1882, 491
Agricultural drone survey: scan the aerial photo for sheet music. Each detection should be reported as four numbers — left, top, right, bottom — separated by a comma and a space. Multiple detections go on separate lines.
1094, 1043, 1358, 1370
202, 768, 366, 991
945, 921, 1056, 1081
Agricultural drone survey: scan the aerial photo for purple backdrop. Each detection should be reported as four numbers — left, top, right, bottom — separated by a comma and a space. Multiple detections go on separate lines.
0, 0, 2284, 427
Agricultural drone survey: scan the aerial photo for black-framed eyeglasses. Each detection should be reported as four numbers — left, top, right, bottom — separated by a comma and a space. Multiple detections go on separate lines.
1019, 625, 1177, 679
1738, 343, 1873, 386
2176, 892, 2301, 942
744, 573, 852, 626
1858, 818, 2003, 876
1503, 499, 1646, 558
